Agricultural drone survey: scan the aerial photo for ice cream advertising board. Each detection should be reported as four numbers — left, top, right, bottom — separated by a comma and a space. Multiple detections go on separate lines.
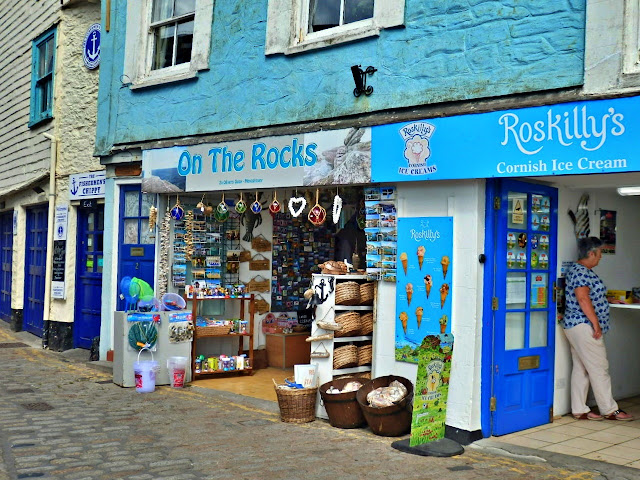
410, 334, 454, 446
396, 217, 453, 364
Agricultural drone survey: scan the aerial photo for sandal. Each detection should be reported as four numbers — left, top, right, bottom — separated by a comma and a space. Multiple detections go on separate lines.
573, 411, 603, 421
604, 410, 634, 421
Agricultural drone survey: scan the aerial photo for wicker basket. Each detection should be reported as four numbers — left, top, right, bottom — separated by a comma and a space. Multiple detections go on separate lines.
335, 282, 361, 306
333, 344, 358, 369
319, 261, 348, 275
196, 325, 231, 336
274, 382, 318, 423
360, 282, 374, 305
334, 311, 361, 338
359, 312, 374, 335
357, 344, 373, 366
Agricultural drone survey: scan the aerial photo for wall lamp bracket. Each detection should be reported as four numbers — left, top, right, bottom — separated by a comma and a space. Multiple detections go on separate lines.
351, 65, 377, 97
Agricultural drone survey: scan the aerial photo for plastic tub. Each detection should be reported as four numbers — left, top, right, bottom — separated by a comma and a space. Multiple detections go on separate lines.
162, 293, 187, 311
320, 377, 367, 428
356, 375, 414, 436
133, 348, 158, 393
167, 356, 188, 388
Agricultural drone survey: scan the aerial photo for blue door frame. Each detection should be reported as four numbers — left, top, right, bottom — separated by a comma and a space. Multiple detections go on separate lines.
482, 179, 558, 436
0, 211, 13, 323
24, 205, 48, 337
74, 205, 104, 349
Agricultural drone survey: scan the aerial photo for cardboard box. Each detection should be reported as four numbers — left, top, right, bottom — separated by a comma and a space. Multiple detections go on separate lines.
606, 290, 633, 304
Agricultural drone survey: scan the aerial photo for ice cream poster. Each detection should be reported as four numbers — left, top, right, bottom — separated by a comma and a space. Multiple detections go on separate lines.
410, 334, 454, 446
396, 217, 453, 364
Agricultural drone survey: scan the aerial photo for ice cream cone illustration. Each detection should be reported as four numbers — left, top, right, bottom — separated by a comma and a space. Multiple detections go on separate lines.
417, 245, 425, 270
441, 255, 450, 279
399, 311, 408, 334
416, 306, 424, 329
439, 314, 448, 334
406, 283, 413, 306
439, 283, 449, 309
400, 252, 408, 275
424, 274, 432, 299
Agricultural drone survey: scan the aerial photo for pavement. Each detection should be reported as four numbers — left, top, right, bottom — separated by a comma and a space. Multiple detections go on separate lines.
1, 322, 638, 480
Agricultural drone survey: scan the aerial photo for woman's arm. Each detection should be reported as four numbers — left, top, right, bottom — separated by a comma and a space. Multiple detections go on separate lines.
575, 286, 602, 339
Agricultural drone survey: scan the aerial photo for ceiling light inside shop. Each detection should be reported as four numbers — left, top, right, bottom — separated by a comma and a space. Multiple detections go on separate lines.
617, 186, 640, 196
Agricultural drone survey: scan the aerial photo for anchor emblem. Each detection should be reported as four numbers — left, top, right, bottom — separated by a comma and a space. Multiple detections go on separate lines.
70, 177, 78, 196
86, 31, 100, 62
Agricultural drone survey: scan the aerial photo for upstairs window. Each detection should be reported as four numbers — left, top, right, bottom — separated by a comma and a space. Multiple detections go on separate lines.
309, 0, 374, 32
151, 0, 195, 70
29, 28, 56, 127
623, 0, 640, 74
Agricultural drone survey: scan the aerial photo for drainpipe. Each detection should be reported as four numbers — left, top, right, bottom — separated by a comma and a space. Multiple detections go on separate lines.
42, 132, 57, 349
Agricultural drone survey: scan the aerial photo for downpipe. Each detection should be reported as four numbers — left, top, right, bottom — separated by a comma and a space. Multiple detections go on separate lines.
41, 132, 58, 349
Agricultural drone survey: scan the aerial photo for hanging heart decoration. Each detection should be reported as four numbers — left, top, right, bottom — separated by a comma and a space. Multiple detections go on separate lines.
217, 194, 228, 214
269, 191, 281, 215
235, 193, 247, 214
170, 197, 184, 221
288, 194, 306, 218
250, 191, 262, 214
332, 194, 342, 224
308, 189, 327, 226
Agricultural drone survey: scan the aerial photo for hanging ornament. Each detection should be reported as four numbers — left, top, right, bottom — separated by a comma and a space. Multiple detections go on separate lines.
269, 191, 281, 215
308, 189, 327, 226
214, 208, 229, 223
250, 191, 262, 214
235, 192, 247, 214
332, 192, 342, 224
288, 191, 307, 218
217, 194, 228, 214
196, 194, 206, 213
170, 196, 184, 221
148, 205, 158, 231
204, 203, 214, 215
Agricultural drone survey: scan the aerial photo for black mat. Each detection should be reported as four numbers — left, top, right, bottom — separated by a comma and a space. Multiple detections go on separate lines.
391, 437, 465, 457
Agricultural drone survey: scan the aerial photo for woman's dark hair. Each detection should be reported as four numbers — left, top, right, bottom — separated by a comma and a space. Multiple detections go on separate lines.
577, 236, 603, 260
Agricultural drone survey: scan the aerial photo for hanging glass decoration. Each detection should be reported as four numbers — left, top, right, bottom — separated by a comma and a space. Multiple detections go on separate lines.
308, 189, 327, 226
235, 192, 247, 214
288, 190, 306, 218
250, 191, 262, 214
332, 190, 342, 224
170, 196, 184, 221
217, 194, 228, 214
215, 194, 230, 222
269, 191, 281, 215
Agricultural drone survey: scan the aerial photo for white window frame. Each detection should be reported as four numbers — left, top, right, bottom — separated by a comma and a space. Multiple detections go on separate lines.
623, 0, 640, 74
124, 0, 213, 89
265, 0, 405, 55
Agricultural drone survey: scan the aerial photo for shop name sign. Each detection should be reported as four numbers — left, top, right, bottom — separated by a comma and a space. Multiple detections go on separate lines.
69, 172, 106, 200
372, 96, 640, 182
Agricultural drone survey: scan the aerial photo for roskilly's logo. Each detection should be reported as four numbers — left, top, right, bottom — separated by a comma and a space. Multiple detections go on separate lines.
399, 122, 437, 175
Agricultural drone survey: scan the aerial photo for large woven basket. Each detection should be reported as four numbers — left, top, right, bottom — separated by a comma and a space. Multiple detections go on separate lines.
335, 282, 361, 306
333, 344, 358, 369
196, 325, 231, 336
334, 311, 361, 338
359, 312, 374, 336
274, 382, 318, 423
357, 344, 373, 366
360, 282, 374, 305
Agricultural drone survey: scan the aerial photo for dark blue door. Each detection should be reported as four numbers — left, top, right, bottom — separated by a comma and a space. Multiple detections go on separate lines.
117, 185, 156, 310
24, 205, 48, 336
491, 179, 558, 435
0, 211, 13, 323
74, 205, 104, 349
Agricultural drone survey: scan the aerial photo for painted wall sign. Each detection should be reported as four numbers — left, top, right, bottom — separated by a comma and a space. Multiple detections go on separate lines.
372, 96, 640, 182
69, 172, 106, 200
141, 128, 371, 192
52, 240, 66, 299
83, 23, 101, 69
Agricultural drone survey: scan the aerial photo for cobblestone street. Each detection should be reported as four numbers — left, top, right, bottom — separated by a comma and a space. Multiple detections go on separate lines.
0, 324, 632, 480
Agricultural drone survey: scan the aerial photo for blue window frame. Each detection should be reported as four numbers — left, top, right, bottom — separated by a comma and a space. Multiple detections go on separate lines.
29, 28, 56, 127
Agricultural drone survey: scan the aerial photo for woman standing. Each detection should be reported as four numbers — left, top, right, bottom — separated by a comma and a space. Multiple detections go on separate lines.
563, 237, 633, 421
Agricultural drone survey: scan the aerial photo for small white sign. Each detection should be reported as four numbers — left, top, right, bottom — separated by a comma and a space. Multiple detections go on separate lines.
52, 281, 65, 299
54, 206, 68, 241
69, 171, 106, 200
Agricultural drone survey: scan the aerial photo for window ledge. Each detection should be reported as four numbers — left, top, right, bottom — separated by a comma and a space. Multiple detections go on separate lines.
28, 115, 53, 129
130, 69, 199, 90
619, 70, 640, 89
285, 23, 381, 55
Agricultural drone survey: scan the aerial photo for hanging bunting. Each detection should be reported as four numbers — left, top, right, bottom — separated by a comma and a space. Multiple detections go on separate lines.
308, 189, 327, 226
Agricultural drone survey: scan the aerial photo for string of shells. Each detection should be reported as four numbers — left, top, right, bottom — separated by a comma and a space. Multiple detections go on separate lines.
148, 205, 158, 231
184, 209, 195, 261
157, 206, 171, 298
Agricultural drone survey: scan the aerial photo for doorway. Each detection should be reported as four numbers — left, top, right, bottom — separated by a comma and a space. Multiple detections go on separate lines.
0, 211, 13, 323
24, 205, 48, 337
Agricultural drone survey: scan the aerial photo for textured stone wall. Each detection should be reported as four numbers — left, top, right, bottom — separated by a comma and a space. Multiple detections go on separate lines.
96, 0, 585, 154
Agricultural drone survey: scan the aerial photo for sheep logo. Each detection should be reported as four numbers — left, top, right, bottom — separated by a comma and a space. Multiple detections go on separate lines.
399, 122, 437, 176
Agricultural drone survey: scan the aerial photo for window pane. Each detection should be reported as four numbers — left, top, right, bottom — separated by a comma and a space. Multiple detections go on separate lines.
141, 219, 154, 245
152, 0, 174, 22
344, 0, 374, 23
39, 79, 52, 114
97, 255, 103, 274
175, 0, 196, 16
530, 272, 548, 309
530, 311, 547, 348
175, 20, 193, 65
97, 211, 104, 230
124, 219, 138, 244
141, 193, 155, 214
506, 273, 526, 309
507, 192, 527, 229
97, 233, 103, 251
87, 254, 94, 272
124, 191, 139, 217
87, 234, 94, 251
310, 0, 341, 32
152, 24, 175, 70
505, 312, 525, 350
88, 212, 95, 230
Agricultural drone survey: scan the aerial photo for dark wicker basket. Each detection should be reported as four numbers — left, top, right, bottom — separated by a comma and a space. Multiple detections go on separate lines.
335, 311, 361, 338
333, 344, 358, 369
359, 312, 374, 335
360, 282, 374, 305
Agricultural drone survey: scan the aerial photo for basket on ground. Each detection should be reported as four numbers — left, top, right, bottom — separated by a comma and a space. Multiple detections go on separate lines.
360, 282, 374, 305
320, 377, 368, 428
356, 375, 414, 437
359, 312, 373, 335
335, 282, 361, 305
334, 311, 361, 337
333, 344, 358, 369
274, 380, 318, 423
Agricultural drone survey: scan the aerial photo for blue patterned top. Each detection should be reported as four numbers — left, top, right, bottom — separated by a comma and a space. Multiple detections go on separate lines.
563, 263, 610, 333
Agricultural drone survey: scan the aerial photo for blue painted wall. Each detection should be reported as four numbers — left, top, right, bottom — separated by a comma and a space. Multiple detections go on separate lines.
96, 0, 585, 155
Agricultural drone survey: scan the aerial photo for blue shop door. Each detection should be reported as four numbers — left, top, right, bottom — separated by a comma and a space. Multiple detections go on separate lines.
74, 204, 104, 349
491, 179, 558, 435
24, 205, 48, 337
117, 185, 156, 310
0, 211, 13, 323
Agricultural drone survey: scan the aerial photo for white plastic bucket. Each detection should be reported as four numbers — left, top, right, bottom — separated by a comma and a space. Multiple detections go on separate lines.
134, 348, 158, 393
167, 356, 188, 388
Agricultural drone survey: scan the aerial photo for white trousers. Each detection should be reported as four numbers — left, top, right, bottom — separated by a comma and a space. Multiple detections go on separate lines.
563, 323, 618, 416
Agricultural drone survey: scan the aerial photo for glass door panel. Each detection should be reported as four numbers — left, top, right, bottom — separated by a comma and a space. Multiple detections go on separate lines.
505, 312, 525, 350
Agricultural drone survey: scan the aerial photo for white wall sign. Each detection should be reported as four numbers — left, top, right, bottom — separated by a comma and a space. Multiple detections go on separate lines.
83, 23, 101, 69
54, 205, 68, 241
69, 171, 106, 200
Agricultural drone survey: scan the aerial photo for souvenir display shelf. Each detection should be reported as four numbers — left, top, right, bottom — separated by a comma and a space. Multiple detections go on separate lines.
310, 274, 375, 419
188, 294, 255, 378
